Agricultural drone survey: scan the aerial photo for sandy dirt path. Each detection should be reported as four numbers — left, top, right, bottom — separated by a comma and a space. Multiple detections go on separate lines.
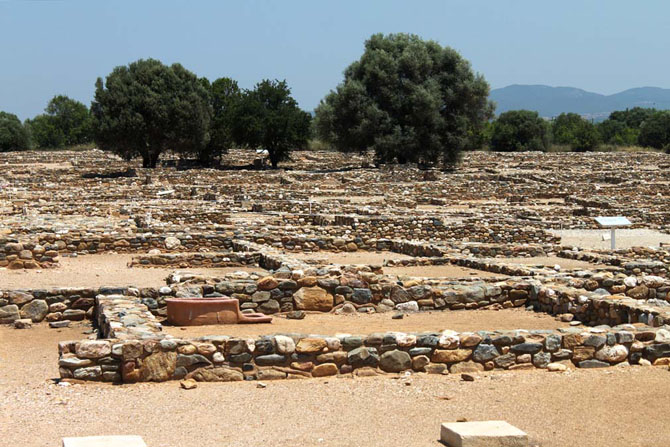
162, 308, 568, 338
0, 253, 266, 289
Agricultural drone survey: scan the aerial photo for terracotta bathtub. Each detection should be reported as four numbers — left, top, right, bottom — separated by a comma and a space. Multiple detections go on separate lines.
165, 298, 273, 326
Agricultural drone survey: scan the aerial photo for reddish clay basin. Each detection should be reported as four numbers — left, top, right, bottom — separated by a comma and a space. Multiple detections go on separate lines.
166, 298, 273, 326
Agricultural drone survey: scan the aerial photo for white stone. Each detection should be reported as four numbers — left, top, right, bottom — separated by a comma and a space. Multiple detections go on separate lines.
438, 330, 460, 349
440, 421, 528, 447
623, 276, 637, 288
655, 329, 670, 343
275, 335, 295, 354
642, 275, 665, 288
395, 301, 419, 312
164, 236, 181, 250
63, 436, 147, 447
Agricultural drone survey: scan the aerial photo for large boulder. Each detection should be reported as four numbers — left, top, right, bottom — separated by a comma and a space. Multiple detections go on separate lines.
20, 299, 49, 322
187, 367, 243, 382
379, 350, 411, 372
0, 305, 20, 324
294, 287, 333, 311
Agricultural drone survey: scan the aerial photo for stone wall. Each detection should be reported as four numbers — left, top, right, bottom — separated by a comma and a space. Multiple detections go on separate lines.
129, 252, 261, 268
0, 236, 59, 269
57, 326, 670, 382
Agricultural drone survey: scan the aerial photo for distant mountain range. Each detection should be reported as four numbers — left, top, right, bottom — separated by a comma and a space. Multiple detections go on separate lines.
490, 85, 670, 121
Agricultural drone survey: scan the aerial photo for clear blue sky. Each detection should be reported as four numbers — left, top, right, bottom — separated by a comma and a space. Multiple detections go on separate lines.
1, 0, 668, 119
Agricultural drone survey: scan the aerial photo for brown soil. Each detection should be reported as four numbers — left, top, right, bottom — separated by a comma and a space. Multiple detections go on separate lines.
383, 264, 506, 278
492, 256, 601, 270
291, 251, 413, 265
162, 308, 569, 338
0, 254, 266, 289
1, 324, 669, 447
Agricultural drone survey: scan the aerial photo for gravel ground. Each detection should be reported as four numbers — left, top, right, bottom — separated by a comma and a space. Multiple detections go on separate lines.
551, 229, 670, 250
291, 251, 413, 265
383, 264, 505, 278
162, 308, 568, 338
491, 256, 601, 270
1, 325, 669, 447
0, 253, 266, 289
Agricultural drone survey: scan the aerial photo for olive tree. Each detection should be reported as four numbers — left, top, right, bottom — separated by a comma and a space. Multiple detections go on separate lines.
0, 111, 31, 152
206, 77, 242, 161
27, 95, 92, 148
315, 33, 494, 165
638, 111, 670, 150
91, 59, 211, 168
233, 79, 311, 168
490, 110, 550, 152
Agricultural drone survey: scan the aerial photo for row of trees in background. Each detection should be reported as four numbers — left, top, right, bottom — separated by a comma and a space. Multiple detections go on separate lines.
484, 107, 670, 153
2, 32, 670, 165
91, 59, 311, 168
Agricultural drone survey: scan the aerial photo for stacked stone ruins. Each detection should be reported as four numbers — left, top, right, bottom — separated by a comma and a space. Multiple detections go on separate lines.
2, 149, 670, 382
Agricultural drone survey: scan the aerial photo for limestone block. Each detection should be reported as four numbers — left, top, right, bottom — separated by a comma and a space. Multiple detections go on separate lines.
440, 421, 528, 447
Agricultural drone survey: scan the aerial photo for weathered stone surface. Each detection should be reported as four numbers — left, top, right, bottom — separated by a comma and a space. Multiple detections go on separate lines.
595, 345, 628, 363
379, 350, 411, 372
139, 351, 177, 381
76, 341, 111, 359
432, 349, 472, 363
0, 304, 20, 323
296, 338, 327, 354
347, 346, 379, 368
294, 287, 333, 311
312, 363, 338, 377
20, 299, 49, 322
450, 361, 484, 373
188, 367, 243, 382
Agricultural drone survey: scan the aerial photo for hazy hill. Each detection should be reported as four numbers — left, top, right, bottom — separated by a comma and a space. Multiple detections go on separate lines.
490, 85, 670, 120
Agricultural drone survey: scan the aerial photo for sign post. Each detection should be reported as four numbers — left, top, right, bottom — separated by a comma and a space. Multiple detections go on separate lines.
594, 216, 632, 250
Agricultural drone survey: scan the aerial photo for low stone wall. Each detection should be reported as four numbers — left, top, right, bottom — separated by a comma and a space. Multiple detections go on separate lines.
57, 326, 670, 382
0, 287, 99, 324
129, 252, 260, 268
0, 237, 59, 269
530, 284, 670, 327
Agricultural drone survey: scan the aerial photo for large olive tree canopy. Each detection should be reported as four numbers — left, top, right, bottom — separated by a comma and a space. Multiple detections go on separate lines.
315, 33, 494, 165
91, 59, 211, 168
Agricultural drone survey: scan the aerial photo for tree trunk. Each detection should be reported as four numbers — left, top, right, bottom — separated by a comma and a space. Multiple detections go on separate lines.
269, 149, 279, 169
142, 152, 160, 168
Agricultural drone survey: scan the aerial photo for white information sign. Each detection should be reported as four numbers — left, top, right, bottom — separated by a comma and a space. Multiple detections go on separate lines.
594, 216, 632, 228
593, 216, 631, 250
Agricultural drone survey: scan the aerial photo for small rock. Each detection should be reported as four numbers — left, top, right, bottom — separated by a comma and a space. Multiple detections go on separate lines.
14, 318, 33, 329
286, 310, 306, 320
461, 373, 475, 382
180, 379, 197, 390
392, 312, 404, 320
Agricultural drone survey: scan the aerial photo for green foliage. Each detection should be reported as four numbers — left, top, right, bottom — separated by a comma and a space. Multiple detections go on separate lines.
638, 111, 670, 150
314, 33, 494, 165
91, 58, 212, 168
551, 113, 583, 145
0, 111, 31, 152
571, 119, 600, 152
206, 77, 242, 162
233, 79, 311, 168
599, 107, 657, 146
490, 110, 550, 152
597, 119, 639, 146
26, 95, 92, 149
551, 113, 599, 151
